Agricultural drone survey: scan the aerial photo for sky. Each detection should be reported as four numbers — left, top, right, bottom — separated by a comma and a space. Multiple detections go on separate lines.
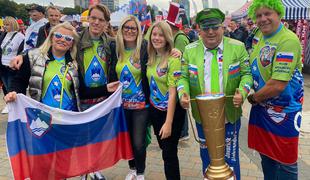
13, 0, 248, 16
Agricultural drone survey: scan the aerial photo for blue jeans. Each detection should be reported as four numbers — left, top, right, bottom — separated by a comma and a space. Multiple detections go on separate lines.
196, 120, 241, 180
1, 66, 16, 95
260, 154, 298, 180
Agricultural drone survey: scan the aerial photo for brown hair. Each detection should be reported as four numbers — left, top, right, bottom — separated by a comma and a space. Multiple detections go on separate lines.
89, 4, 111, 22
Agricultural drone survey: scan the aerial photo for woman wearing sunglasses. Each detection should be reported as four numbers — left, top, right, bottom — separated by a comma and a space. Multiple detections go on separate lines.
4, 22, 81, 112
109, 15, 149, 180
109, 16, 182, 180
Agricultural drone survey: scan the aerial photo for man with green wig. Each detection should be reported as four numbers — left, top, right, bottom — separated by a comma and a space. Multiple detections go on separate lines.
247, 0, 303, 179
178, 8, 253, 180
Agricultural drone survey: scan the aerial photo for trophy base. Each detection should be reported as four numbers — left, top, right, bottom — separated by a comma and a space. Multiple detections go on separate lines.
204, 164, 235, 180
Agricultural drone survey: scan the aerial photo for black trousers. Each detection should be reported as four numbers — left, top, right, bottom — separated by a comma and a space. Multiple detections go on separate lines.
149, 103, 185, 180
124, 108, 149, 174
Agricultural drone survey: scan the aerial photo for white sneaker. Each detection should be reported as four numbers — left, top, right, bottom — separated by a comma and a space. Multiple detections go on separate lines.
125, 169, 136, 180
89, 171, 106, 180
136, 175, 145, 180
1, 105, 8, 114
179, 135, 190, 141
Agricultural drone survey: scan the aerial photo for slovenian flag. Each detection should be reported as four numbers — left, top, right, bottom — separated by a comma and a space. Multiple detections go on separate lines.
141, 11, 152, 27
248, 105, 301, 164
228, 62, 240, 78
252, 36, 259, 45
189, 64, 198, 75
6, 86, 133, 180
276, 52, 294, 63
173, 70, 181, 77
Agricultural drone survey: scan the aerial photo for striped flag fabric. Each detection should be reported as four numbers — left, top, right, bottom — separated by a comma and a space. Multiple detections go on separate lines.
6, 86, 133, 180
248, 105, 301, 164
276, 52, 294, 63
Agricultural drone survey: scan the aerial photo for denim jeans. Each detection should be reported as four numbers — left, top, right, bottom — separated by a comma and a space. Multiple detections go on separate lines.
1, 66, 16, 95
196, 120, 241, 180
149, 103, 185, 180
124, 108, 149, 175
260, 154, 298, 180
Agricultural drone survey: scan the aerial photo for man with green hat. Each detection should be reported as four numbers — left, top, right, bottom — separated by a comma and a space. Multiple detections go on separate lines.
178, 8, 253, 180
247, 0, 303, 179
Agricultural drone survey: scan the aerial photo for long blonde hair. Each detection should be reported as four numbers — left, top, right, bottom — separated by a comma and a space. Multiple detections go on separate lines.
39, 22, 79, 60
147, 21, 173, 68
116, 15, 142, 63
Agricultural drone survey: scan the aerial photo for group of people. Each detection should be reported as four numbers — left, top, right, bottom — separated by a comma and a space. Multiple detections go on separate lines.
0, 0, 304, 179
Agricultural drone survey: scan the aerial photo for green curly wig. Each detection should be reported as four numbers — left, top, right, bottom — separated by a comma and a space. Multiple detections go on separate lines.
248, 0, 285, 21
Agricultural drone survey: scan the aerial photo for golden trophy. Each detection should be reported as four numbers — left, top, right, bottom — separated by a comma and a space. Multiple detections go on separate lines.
188, 94, 234, 180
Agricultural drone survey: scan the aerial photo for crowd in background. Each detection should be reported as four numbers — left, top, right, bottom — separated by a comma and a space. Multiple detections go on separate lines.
0, 0, 304, 180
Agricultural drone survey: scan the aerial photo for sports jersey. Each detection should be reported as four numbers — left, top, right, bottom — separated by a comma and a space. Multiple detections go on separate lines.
41, 57, 77, 111
83, 40, 108, 87
147, 56, 181, 111
116, 49, 146, 109
250, 23, 303, 113
248, 23, 304, 164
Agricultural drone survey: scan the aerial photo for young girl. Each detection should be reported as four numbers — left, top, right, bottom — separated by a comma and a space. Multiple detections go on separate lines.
147, 21, 185, 180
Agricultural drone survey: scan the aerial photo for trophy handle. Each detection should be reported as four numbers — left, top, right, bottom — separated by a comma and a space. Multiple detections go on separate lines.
186, 104, 204, 146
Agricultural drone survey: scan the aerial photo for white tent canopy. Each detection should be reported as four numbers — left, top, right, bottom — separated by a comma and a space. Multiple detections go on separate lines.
282, 0, 310, 20
110, 4, 129, 27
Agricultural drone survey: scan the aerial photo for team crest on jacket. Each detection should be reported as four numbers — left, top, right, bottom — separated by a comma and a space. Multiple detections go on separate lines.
97, 44, 107, 62
26, 108, 52, 137
259, 45, 276, 67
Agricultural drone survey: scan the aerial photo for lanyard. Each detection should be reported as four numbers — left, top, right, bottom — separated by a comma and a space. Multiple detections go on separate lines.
59, 65, 69, 109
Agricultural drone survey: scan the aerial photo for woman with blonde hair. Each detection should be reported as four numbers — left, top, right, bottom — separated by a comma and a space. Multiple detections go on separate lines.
5, 22, 81, 112
0, 16, 24, 113
110, 15, 149, 180
146, 21, 185, 180
110, 16, 182, 180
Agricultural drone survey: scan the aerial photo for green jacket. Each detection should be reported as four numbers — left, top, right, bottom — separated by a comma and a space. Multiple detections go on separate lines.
174, 30, 190, 53
177, 37, 253, 123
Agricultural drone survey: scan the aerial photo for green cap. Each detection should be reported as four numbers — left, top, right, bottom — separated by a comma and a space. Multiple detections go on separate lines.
196, 8, 225, 27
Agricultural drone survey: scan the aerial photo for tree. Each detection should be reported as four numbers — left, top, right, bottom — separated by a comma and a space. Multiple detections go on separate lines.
0, 0, 19, 17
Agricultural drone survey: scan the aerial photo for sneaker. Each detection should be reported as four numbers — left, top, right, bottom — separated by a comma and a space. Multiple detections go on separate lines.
1, 105, 8, 114
125, 169, 136, 180
89, 171, 106, 180
179, 135, 190, 141
80, 174, 87, 180
136, 175, 145, 180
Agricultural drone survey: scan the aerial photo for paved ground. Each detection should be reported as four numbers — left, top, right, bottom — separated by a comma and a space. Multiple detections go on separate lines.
0, 74, 310, 180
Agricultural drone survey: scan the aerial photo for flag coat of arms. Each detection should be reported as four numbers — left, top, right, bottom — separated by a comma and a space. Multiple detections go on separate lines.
6, 86, 133, 180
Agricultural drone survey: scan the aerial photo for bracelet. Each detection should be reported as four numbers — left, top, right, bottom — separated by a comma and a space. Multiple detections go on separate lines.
247, 94, 257, 104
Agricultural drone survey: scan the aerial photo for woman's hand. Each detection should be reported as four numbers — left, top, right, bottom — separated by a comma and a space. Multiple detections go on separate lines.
4, 92, 17, 103
170, 48, 182, 58
107, 81, 120, 92
9, 55, 23, 70
159, 121, 172, 139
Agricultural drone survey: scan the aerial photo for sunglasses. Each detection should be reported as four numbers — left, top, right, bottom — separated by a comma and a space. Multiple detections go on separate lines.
53, 32, 74, 42
123, 25, 138, 32
201, 25, 222, 32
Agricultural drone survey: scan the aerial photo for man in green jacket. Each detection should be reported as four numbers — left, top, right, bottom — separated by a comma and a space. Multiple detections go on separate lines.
178, 8, 253, 180
166, 6, 191, 141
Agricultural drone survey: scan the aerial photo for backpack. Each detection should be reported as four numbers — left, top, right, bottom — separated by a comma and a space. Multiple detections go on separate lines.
174, 32, 193, 44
